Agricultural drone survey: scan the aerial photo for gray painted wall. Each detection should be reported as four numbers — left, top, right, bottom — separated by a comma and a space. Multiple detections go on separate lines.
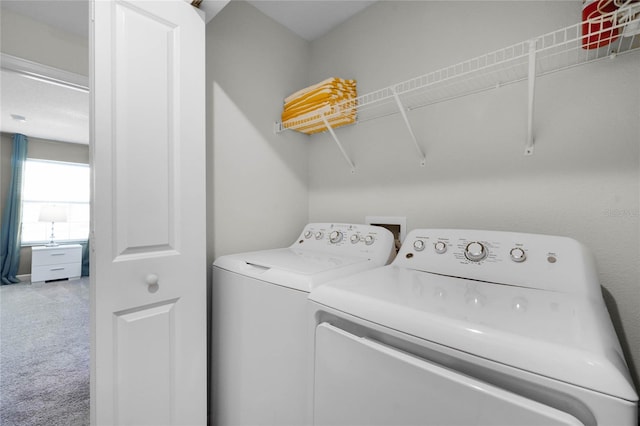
206, 0, 310, 266
0, 7, 88, 75
306, 1, 640, 388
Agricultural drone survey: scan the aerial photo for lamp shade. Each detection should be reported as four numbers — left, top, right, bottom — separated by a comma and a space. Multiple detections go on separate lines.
39, 204, 68, 223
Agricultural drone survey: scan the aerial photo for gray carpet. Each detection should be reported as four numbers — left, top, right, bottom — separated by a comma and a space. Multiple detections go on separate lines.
0, 277, 90, 426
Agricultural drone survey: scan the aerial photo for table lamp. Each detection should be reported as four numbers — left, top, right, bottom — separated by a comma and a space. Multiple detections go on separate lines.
38, 204, 67, 247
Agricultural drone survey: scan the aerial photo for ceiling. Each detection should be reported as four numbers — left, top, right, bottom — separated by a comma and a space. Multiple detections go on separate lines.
1, 0, 89, 38
0, 0, 375, 145
1, 67, 90, 144
247, 1, 376, 41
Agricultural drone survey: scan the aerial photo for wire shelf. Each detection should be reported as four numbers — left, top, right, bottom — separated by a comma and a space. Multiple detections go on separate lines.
275, 3, 640, 134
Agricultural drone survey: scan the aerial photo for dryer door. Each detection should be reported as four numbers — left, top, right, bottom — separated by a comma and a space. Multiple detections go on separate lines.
313, 323, 584, 426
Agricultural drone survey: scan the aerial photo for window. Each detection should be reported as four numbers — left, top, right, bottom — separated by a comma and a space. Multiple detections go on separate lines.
21, 159, 90, 245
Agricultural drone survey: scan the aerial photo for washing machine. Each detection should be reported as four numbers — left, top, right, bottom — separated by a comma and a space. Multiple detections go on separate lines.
211, 223, 395, 426
308, 228, 638, 426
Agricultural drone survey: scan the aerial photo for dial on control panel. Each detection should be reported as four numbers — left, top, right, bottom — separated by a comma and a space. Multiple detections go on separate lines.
465, 242, 487, 262
434, 241, 447, 254
329, 231, 343, 244
350, 234, 360, 244
413, 240, 425, 251
315, 231, 323, 240
364, 235, 375, 246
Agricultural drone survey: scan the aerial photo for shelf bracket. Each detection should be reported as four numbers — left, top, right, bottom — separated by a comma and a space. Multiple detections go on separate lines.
391, 88, 426, 167
525, 38, 537, 156
321, 114, 356, 173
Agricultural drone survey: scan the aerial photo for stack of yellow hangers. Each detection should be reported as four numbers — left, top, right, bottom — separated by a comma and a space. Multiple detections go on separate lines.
281, 78, 357, 135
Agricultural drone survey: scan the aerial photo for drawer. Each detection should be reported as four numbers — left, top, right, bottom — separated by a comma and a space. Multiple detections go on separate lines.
32, 246, 82, 267
31, 262, 82, 282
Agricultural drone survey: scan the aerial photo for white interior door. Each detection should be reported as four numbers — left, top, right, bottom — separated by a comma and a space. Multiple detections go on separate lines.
314, 323, 583, 426
90, 0, 206, 424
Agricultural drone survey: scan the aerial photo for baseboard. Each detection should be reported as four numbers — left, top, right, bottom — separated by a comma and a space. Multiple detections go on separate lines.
16, 274, 31, 283
14, 274, 89, 284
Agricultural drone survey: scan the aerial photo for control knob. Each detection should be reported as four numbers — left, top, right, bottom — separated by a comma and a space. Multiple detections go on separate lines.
350, 234, 360, 244
465, 242, 487, 262
315, 231, 323, 240
510, 247, 526, 263
304, 231, 313, 239
434, 241, 447, 254
413, 240, 425, 251
364, 235, 375, 245
329, 230, 343, 244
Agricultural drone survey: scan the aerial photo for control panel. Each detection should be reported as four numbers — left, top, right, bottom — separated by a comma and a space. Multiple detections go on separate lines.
395, 229, 600, 298
294, 223, 395, 263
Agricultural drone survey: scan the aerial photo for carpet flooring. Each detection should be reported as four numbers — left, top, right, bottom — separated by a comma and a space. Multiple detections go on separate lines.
0, 277, 90, 426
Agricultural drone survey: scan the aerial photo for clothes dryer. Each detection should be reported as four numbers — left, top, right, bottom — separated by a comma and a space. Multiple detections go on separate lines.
308, 228, 638, 426
211, 223, 395, 426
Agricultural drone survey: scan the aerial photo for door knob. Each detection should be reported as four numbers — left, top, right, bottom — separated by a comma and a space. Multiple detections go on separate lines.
145, 274, 159, 286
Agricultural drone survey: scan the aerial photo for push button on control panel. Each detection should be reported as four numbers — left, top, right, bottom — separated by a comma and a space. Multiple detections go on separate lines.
510, 247, 526, 263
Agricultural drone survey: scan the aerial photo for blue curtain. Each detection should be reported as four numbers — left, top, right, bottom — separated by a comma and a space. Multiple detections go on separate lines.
1, 134, 28, 285
80, 239, 90, 277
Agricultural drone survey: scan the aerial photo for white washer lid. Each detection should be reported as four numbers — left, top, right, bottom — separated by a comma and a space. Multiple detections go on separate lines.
239, 248, 365, 275
213, 248, 368, 292
309, 265, 638, 402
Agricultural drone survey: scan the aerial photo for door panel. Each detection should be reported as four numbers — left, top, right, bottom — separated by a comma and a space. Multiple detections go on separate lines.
113, 0, 177, 256
314, 323, 583, 426
91, 0, 206, 424
115, 301, 177, 425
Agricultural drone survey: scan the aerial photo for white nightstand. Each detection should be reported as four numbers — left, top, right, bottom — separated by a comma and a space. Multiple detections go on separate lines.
31, 244, 83, 283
